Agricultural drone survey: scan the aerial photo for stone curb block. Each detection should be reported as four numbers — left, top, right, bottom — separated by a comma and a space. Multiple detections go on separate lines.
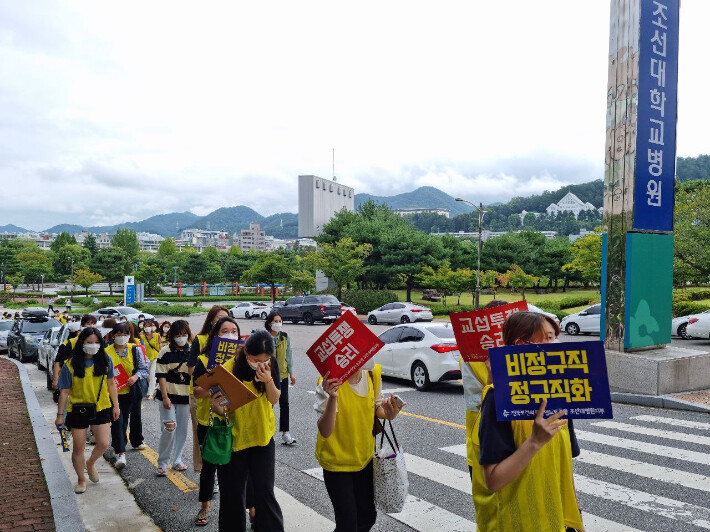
610, 391, 710, 414
8, 358, 85, 532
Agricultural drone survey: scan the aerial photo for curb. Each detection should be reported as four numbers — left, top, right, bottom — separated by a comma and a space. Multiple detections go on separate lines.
8, 358, 85, 532
610, 391, 710, 414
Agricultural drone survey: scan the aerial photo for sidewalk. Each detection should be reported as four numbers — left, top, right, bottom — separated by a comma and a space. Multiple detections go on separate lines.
0, 358, 55, 532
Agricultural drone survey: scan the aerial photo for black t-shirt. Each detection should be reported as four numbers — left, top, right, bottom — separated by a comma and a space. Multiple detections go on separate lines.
187, 337, 202, 368
478, 390, 580, 465
55, 342, 72, 366
192, 356, 281, 391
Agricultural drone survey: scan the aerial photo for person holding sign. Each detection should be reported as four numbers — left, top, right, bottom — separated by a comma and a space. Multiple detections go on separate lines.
155, 320, 193, 476
105, 322, 148, 471
191, 316, 242, 527
315, 358, 405, 532
473, 311, 584, 532
54, 328, 120, 494
208, 329, 284, 532
265, 310, 297, 446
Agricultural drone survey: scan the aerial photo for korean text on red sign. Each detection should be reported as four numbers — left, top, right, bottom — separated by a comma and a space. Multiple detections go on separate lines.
306, 311, 384, 384
113, 364, 129, 391
450, 301, 528, 362
207, 337, 244, 370
489, 340, 613, 420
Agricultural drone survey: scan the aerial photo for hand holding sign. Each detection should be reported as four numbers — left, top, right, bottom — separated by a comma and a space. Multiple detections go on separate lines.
530, 399, 568, 449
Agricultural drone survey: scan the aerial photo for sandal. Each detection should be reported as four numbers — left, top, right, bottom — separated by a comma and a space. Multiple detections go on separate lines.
172, 463, 187, 472
195, 508, 209, 527
156, 468, 168, 477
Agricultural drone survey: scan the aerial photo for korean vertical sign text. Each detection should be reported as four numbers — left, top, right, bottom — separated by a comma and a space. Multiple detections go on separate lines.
633, 0, 679, 232
451, 301, 528, 362
489, 340, 613, 420
207, 337, 244, 370
306, 311, 384, 384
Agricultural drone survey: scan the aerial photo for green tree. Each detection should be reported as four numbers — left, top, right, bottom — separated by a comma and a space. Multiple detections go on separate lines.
157, 238, 179, 258
182, 254, 209, 285
202, 246, 224, 267
70, 268, 104, 296
111, 229, 140, 265
82, 233, 99, 257
416, 262, 459, 306
309, 238, 373, 299
50, 232, 77, 254
562, 232, 602, 287
136, 263, 165, 295
6, 273, 24, 295
289, 269, 316, 294
91, 247, 130, 294
223, 252, 259, 283
17, 251, 53, 289
674, 180, 710, 284
52, 244, 90, 277
479, 269, 501, 299
505, 264, 539, 300
241, 253, 291, 303
204, 263, 225, 284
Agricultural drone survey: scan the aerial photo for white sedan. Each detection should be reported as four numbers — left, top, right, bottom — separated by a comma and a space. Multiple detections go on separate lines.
230, 302, 272, 320
341, 304, 358, 316
560, 304, 601, 335
374, 322, 461, 391
672, 310, 710, 339
367, 302, 433, 325
685, 313, 710, 339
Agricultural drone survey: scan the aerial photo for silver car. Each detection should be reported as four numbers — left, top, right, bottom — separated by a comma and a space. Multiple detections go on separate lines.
367, 302, 434, 325
0, 319, 13, 352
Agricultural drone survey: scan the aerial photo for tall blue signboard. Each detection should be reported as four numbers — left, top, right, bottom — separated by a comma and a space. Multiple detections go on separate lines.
124, 276, 135, 305
633, 0, 679, 232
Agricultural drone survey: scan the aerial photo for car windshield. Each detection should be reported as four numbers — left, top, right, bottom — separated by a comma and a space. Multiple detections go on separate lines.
22, 319, 60, 333
319, 296, 340, 305
115, 307, 137, 315
0, 322, 13, 331
428, 327, 455, 339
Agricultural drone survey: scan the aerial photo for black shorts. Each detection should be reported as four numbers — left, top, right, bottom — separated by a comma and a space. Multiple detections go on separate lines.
65, 407, 111, 429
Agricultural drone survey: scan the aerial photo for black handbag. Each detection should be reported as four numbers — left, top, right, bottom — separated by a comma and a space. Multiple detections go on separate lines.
72, 375, 105, 424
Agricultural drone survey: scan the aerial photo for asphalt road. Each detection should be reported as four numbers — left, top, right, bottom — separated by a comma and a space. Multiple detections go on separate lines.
22, 313, 710, 531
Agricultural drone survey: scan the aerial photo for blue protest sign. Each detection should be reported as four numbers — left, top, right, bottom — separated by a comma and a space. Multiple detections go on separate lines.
489, 341, 613, 420
207, 337, 244, 370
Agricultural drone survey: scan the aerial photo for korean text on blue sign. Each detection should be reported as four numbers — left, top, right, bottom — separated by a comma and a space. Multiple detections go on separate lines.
489, 341, 613, 420
207, 337, 244, 370
633, 0, 679, 232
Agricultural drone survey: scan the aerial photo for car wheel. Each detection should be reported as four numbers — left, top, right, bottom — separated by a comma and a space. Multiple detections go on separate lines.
230, 311, 235, 318
291, 319, 300, 324
411, 361, 431, 391
565, 323, 580, 335
303, 313, 314, 326
678, 323, 689, 339
400, 315, 410, 324
46, 370, 53, 390
260, 312, 267, 320
368, 315, 377, 325
18, 350, 28, 363
245, 311, 251, 319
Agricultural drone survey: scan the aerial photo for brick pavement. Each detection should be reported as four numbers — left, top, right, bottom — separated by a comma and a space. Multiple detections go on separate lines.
0, 358, 55, 532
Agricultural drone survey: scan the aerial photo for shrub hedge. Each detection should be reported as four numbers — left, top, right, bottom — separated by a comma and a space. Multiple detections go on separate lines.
340, 290, 399, 314
129, 303, 205, 316
672, 301, 710, 318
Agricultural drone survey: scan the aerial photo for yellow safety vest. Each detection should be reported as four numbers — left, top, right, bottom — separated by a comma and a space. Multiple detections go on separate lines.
106, 343, 136, 396
471, 385, 584, 532
465, 361, 489, 467
221, 358, 276, 451
195, 353, 224, 426
140, 333, 161, 361
274, 333, 289, 381
189, 334, 209, 395
315, 365, 381, 472
65, 358, 112, 413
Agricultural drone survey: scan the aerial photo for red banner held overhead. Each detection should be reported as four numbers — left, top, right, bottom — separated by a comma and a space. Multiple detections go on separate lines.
451, 301, 529, 362
306, 311, 384, 384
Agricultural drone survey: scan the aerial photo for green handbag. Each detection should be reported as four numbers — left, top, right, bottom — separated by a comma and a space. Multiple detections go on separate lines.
200, 407, 233, 466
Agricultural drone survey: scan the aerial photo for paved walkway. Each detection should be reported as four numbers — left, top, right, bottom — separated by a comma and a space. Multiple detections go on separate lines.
0, 358, 55, 532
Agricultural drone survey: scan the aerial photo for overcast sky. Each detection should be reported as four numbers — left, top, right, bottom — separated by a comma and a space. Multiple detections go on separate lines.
1, 1, 707, 231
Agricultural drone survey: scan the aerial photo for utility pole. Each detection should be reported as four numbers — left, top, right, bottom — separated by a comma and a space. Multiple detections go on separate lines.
456, 198, 487, 310
40, 274, 44, 304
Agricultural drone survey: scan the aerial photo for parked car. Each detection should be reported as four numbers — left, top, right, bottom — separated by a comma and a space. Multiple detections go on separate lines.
7, 317, 62, 362
367, 302, 433, 325
229, 302, 272, 320
685, 313, 710, 339
0, 319, 14, 353
22, 307, 50, 318
374, 322, 461, 391
560, 304, 601, 335
91, 307, 155, 321
143, 297, 170, 306
39, 324, 71, 389
341, 304, 358, 317
672, 310, 710, 339
278, 295, 342, 325
526, 303, 561, 326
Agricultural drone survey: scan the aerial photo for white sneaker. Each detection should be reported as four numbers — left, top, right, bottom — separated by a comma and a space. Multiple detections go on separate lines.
281, 432, 296, 445
133, 443, 146, 450
115, 454, 126, 470
213, 476, 219, 494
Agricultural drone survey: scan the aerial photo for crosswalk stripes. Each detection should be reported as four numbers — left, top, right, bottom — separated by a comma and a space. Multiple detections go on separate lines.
631, 414, 710, 430
592, 420, 710, 446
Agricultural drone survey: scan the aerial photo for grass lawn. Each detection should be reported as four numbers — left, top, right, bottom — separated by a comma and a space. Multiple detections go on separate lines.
393, 289, 602, 308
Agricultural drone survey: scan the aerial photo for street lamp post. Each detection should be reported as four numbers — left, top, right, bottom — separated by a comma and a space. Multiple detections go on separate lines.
40, 274, 44, 304
173, 266, 178, 285
456, 198, 487, 310
70, 259, 74, 296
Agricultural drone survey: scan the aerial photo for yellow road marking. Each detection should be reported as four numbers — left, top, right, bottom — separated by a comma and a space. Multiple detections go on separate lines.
127, 430, 198, 493
399, 411, 465, 429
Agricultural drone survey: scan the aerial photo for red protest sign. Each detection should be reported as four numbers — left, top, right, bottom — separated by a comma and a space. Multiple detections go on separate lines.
306, 311, 384, 384
451, 301, 528, 362
113, 363, 130, 391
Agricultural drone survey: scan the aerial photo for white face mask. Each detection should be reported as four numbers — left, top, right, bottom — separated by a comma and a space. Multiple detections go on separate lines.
144, 327, 154, 333
114, 335, 129, 345
221, 333, 240, 341
174, 336, 188, 346
247, 360, 260, 371
361, 358, 375, 371
83, 343, 101, 355
271, 322, 283, 332
163, 327, 170, 334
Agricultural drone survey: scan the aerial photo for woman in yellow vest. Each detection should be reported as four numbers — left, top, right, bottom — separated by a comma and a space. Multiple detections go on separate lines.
473, 311, 584, 532
208, 329, 284, 532
54, 327, 120, 494
315, 359, 404, 531
105, 322, 148, 471
192, 316, 242, 527
187, 305, 229, 474
141, 319, 162, 400
265, 310, 297, 445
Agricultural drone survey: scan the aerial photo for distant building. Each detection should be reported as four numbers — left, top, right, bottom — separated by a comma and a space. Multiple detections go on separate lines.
237, 223, 267, 252
546, 192, 599, 219
519, 210, 541, 223
298, 175, 354, 238
394, 207, 450, 219
179, 228, 230, 252
137, 232, 165, 252
431, 229, 558, 242
568, 229, 597, 243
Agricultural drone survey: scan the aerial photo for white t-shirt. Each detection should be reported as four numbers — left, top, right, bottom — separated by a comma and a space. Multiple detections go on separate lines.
314, 370, 383, 415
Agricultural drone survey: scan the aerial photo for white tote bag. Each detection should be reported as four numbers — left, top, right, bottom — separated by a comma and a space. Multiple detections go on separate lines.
373, 419, 409, 513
